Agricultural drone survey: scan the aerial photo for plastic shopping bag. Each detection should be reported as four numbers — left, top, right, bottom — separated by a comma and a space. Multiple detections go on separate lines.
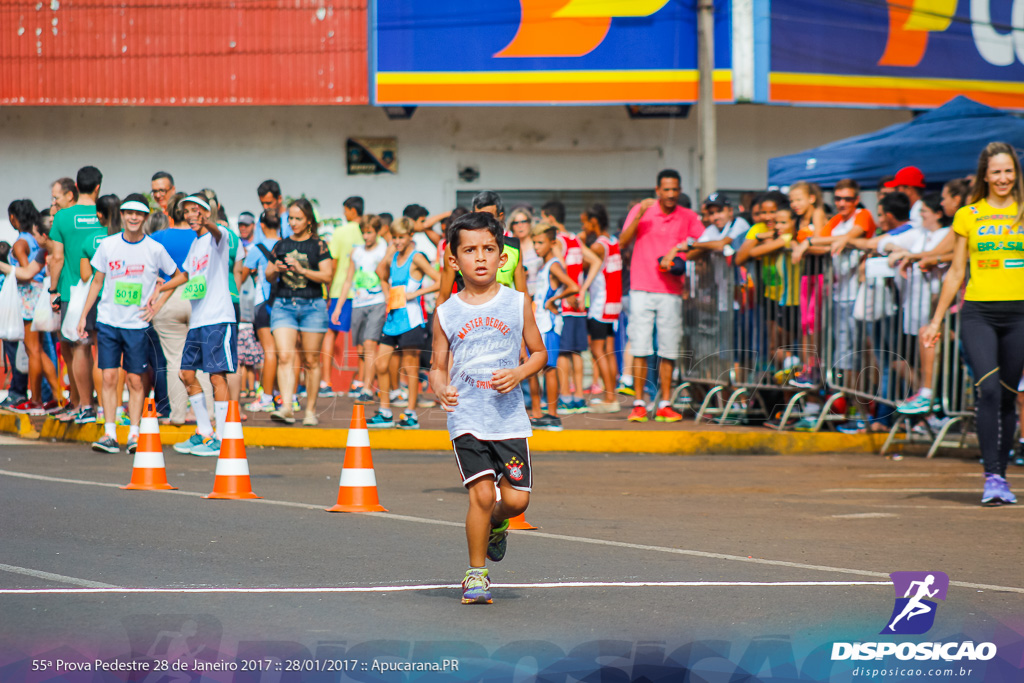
31, 276, 61, 332
0, 274, 24, 341
60, 278, 92, 343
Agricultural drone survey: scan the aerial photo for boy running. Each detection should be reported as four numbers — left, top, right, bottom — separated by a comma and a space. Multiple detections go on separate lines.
78, 194, 180, 454
152, 194, 236, 457
431, 212, 548, 605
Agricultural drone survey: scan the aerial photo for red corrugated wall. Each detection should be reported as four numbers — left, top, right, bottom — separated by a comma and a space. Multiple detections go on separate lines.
0, 0, 368, 105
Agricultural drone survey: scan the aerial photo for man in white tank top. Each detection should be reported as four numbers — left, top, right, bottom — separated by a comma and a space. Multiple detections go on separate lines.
431, 212, 548, 606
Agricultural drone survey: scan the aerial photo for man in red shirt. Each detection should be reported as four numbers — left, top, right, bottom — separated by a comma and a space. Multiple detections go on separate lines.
620, 169, 705, 423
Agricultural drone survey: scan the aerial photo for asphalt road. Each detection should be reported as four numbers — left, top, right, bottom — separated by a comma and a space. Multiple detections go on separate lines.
1, 436, 1021, 681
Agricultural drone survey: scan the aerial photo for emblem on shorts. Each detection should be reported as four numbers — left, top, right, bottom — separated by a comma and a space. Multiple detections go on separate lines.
506, 456, 524, 482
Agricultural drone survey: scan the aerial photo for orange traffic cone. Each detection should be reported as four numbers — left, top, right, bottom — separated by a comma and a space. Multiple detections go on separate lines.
205, 400, 261, 500
326, 404, 387, 512
121, 398, 177, 491
508, 512, 538, 530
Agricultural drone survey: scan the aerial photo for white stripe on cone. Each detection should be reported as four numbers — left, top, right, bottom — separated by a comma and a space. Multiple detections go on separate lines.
132, 451, 166, 469
215, 459, 251, 477
140, 417, 160, 433
346, 429, 370, 448
222, 422, 244, 440
339, 468, 377, 488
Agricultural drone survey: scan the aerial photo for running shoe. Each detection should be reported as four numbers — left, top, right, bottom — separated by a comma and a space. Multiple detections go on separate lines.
982, 474, 1010, 506
627, 404, 649, 423
896, 391, 932, 415
530, 414, 563, 431
74, 406, 98, 424
792, 417, 817, 432
367, 411, 395, 429
572, 398, 589, 413
246, 394, 274, 413
10, 400, 41, 414
616, 381, 636, 397
302, 414, 319, 427
126, 438, 137, 455
486, 518, 511, 562
318, 382, 335, 398
589, 400, 621, 414
91, 436, 120, 454
996, 476, 1017, 504
556, 398, 576, 416
588, 383, 603, 395
191, 436, 221, 457
461, 568, 492, 605
654, 405, 683, 423
58, 407, 80, 423
391, 388, 409, 407
173, 433, 205, 454
346, 382, 365, 398
397, 412, 419, 430
0, 394, 24, 412
354, 390, 376, 404
42, 400, 61, 415
297, 385, 307, 398
788, 369, 819, 389
269, 410, 296, 425
1014, 444, 1024, 467
766, 412, 801, 430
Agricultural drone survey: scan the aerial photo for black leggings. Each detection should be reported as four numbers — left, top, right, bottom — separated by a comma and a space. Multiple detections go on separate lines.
959, 301, 1024, 476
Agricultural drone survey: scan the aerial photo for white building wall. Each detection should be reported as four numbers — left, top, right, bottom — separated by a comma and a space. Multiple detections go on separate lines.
0, 104, 909, 227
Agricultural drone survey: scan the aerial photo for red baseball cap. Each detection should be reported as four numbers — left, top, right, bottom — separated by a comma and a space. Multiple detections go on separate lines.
885, 166, 925, 189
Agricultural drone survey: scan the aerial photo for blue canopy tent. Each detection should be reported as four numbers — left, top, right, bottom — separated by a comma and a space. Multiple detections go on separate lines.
767, 97, 1024, 188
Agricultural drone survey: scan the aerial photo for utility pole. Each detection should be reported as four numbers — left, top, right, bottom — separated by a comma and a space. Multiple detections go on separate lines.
697, 0, 717, 198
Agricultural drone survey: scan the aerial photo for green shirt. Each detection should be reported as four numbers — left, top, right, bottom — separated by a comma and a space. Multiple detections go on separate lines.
50, 205, 105, 300
226, 227, 239, 303
328, 220, 364, 299
497, 236, 522, 288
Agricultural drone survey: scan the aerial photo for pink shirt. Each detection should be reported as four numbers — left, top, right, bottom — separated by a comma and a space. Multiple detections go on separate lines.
625, 202, 704, 295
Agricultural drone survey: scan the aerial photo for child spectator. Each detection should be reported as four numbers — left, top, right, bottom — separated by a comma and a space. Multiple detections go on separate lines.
580, 204, 622, 413
528, 222, 578, 431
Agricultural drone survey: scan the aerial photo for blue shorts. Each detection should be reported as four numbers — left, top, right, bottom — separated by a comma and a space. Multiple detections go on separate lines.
328, 298, 352, 332
97, 323, 150, 375
182, 323, 238, 375
559, 315, 588, 353
543, 330, 560, 369
271, 297, 329, 333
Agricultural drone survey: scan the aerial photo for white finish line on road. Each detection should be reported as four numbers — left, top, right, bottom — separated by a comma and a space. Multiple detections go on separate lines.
2, 468, 1023, 595
0, 580, 892, 595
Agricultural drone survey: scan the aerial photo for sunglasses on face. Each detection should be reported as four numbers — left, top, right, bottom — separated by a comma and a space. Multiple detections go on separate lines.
834, 196, 857, 203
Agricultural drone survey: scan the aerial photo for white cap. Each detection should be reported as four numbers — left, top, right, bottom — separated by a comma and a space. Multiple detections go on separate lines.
182, 195, 211, 211
119, 200, 151, 214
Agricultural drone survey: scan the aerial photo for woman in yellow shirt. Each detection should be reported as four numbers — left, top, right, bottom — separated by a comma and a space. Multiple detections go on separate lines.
924, 142, 1024, 506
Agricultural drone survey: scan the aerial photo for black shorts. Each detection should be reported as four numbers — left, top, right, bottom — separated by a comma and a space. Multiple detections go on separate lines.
380, 325, 428, 351
559, 315, 588, 353
233, 301, 241, 324
452, 434, 532, 491
253, 301, 271, 331
586, 318, 615, 341
59, 299, 97, 343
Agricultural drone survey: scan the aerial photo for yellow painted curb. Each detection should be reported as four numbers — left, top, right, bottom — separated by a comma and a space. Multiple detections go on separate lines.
4, 416, 882, 455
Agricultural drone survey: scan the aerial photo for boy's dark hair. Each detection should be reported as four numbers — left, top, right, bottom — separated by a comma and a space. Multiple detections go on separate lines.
761, 190, 789, 210
402, 204, 429, 221
343, 196, 364, 216
679, 192, 692, 209
541, 200, 565, 224
881, 191, 911, 222
920, 191, 943, 215
121, 192, 149, 207
583, 203, 608, 230
151, 171, 174, 184
447, 211, 505, 254
878, 174, 895, 189
378, 211, 393, 226
257, 179, 281, 198
53, 177, 79, 202
471, 191, 503, 218
76, 166, 103, 195
657, 168, 681, 187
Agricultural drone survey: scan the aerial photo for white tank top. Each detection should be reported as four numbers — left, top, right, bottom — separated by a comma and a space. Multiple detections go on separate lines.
436, 285, 533, 441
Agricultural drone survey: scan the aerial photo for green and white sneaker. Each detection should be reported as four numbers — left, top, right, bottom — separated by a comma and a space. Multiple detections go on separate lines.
486, 518, 510, 562
173, 433, 205, 454
190, 436, 221, 457
897, 391, 932, 415
461, 568, 492, 604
